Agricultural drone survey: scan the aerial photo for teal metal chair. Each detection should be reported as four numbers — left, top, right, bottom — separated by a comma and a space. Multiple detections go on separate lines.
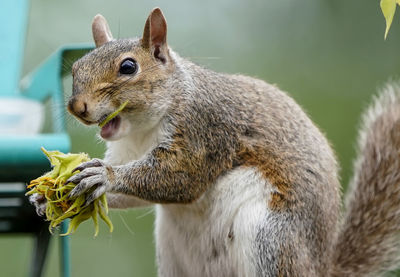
0, 1, 92, 276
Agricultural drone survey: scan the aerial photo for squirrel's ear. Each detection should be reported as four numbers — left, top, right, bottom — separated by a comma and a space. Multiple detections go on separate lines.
92, 14, 113, 48
142, 8, 168, 63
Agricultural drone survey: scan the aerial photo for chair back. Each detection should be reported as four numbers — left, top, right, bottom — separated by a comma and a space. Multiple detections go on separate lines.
0, 0, 29, 96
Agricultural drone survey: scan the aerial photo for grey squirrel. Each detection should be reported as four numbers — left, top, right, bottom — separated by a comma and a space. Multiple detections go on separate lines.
30, 7, 400, 277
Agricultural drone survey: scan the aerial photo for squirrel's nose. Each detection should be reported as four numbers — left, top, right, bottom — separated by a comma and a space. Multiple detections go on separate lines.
68, 97, 88, 118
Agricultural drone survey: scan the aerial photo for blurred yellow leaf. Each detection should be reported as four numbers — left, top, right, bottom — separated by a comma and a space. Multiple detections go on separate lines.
381, 0, 397, 39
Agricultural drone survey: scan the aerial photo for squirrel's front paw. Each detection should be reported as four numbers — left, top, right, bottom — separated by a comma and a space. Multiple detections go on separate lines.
67, 158, 114, 204
29, 193, 47, 217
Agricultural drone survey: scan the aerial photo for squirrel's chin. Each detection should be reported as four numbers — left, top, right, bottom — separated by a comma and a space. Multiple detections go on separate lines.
99, 116, 131, 141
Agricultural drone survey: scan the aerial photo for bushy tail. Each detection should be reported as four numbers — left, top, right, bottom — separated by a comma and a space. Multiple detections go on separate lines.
330, 83, 400, 277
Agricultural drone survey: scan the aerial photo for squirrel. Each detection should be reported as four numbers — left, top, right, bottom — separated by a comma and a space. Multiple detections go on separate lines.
30, 7, 400, 277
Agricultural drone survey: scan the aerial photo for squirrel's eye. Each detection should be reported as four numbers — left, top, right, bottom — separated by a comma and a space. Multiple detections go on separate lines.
119, 58, 138, 75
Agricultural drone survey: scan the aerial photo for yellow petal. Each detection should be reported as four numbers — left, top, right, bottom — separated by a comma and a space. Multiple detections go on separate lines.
92, 199, 100, 237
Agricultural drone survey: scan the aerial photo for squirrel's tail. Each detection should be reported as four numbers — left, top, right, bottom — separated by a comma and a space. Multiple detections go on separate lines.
330, 82, 400, 277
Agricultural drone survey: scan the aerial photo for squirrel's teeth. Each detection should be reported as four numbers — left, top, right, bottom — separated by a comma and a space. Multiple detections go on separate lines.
100, 116, 121, 140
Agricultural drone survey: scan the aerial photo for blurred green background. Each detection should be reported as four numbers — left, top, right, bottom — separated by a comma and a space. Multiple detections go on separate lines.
1, 0, 400, 276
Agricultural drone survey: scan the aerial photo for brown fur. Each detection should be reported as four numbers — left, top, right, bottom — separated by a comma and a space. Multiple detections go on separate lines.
67, 8, 400, 277
330, 85, 400, 277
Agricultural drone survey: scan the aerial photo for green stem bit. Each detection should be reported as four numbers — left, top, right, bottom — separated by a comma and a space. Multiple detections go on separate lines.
99, 100, 129, 128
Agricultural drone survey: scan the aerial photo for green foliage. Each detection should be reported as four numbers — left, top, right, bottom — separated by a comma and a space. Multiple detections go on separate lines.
380, 0, 400, 39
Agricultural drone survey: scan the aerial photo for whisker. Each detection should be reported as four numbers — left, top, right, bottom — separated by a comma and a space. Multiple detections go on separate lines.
118, 20, 121, 39
136, 208, 154, 219
187, 56, 221, 60
58, 62, 164, 126
118, 213, 136, 236
62, 57, 75, 70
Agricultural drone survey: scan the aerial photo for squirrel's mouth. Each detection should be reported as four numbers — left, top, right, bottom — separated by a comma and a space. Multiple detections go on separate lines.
100, 115, 121, 139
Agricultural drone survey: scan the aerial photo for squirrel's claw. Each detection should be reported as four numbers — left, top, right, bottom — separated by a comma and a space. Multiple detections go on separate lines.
73, 158, 104, 173
29, 193, 47, 217
68, 159, 113, 202
85, 185, 108, 206
67, 166, 100, 185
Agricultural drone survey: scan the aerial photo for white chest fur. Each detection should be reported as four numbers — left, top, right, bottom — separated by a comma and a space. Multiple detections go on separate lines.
155, 167, 271, 277
104, 121, 168, 165
102, 120, 171, 209
102, 120, 271, 276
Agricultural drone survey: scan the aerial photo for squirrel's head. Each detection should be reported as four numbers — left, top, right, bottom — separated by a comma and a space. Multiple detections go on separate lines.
68, 8, 175, 141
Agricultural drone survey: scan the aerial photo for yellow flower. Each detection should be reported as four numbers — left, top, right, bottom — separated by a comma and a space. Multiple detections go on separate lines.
26, 147, 113, 236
